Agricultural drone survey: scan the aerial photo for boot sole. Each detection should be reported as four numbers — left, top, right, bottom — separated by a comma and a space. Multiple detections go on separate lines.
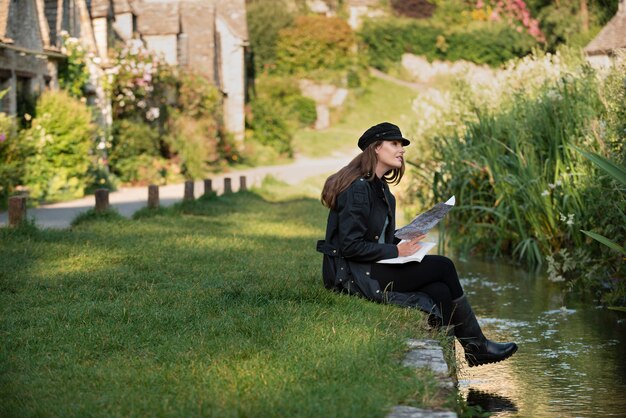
465, 344, 518, 367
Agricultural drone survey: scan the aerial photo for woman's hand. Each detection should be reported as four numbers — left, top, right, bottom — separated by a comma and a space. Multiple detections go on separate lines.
397, 235, 426, 257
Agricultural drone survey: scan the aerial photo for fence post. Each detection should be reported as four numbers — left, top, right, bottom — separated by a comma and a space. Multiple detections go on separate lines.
95, 189, 109, 213
203, 179, 213, 195
8, 196, 27, 227
148, 184, 159, 209
184, 180, 194, 201
239, 176, 247, 192
223, 177, 232, 194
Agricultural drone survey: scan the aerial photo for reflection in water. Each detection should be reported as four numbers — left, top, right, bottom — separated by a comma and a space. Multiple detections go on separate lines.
455, 257, 626, 417
466, 388, 518, 415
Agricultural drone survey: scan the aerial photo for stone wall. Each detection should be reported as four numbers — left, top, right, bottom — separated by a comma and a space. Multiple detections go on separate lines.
216, 15, 245, 141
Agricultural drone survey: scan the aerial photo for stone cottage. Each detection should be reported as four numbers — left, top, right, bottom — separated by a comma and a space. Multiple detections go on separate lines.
584, 0, 626, 68
0, 0, 248, 139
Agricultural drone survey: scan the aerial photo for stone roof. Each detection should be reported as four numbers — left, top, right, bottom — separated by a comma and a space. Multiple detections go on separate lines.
584, 1, 626, 56
216, 0, 247, 40
0, 0, 10, 41
112, 0, 132, 14
89, 0, 112, 18
134, 0, 180, 35
180, 1, 216, 80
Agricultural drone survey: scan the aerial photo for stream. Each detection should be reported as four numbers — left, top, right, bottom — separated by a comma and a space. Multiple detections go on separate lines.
455, 257, 626, 417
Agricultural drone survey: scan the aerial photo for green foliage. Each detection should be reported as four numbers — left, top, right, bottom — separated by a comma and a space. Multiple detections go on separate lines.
359, 18, 440, 70
248, 96, 293, 156
58, 34, 91, 98
21, 91, 95, 202
175, 71, 222, 119
110, 119, 160, 162
166, 113, 219, 179
359, 18, 537, 69
107, 47, 226, 183
275, 15, 356, 76
245, 75, 320, 158
288, 95, 317, 126
444, 24, 537, 66
0, 113, 23, 208
247, 0, 295, 73
411, 57, 625, 304
164, 72, 225, 179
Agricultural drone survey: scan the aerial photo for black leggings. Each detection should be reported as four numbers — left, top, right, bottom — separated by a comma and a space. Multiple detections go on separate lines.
372, 255, 463, 325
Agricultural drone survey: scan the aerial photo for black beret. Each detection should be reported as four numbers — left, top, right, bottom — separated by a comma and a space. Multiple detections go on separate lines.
358, 122, 410, 150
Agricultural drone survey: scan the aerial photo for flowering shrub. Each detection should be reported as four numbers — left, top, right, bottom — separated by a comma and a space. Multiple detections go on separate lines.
472, 0, 545, 42
21, 91, 95, 202
108, 42, 175, 124
58, 32, 91, 98
106, 45, 228, 183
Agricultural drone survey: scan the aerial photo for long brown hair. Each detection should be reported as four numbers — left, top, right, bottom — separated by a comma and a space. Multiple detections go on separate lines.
321, 141, 405, 209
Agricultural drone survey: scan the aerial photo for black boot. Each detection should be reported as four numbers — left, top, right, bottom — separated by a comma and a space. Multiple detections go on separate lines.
452, 295, 518, 367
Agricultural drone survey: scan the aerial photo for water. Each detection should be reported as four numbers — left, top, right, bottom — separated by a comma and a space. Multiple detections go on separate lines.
454, 257, 626, 417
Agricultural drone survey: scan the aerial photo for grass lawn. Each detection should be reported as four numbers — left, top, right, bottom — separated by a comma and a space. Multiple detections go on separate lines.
292, 77, 420, 158
0, 181, 454, 417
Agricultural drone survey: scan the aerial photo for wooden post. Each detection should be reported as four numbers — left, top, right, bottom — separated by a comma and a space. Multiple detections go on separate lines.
203, 179, 213, 195
239, 176, 247, 192
8, 196, 26, 227
223, 177, 232, 194
148, 184, 159, 209
95, 189, 109, 213
184, 180, 194, 201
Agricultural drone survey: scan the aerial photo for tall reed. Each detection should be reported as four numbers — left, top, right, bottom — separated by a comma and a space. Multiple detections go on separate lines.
411, 54, 625, 302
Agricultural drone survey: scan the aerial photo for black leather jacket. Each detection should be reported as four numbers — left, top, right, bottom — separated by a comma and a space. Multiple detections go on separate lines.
317, 177, 441, 319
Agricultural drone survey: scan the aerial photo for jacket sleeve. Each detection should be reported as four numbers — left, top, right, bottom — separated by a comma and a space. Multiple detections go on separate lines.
337, 181, 399, 262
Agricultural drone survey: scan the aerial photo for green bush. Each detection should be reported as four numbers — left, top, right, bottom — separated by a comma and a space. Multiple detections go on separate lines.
58, 34, 90, 98
359, 18, 537, 69
166, 113, 219, 179
108, 119, 164, 183
445, 24, 536, 66
246, 0, 295, 73
275, 15, 356, 76
254, 75, 318, 128
247, 96, 293, 156
359, 19, 439, 70
110, 119, 160, 162
287, 95, 317, 127
163, 71, 226, 178
112, 154, 173, 185
176, 71, 222, 118
0, 113, 22, 208
21, 91, 95, 202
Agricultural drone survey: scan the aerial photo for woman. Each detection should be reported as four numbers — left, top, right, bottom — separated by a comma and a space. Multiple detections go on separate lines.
316, 122, 517, 367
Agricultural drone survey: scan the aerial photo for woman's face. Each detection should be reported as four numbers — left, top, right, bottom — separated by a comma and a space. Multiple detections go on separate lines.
375, 140, 405, 174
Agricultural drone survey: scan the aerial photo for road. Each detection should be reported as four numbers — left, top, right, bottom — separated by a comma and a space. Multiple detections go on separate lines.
0, 153, 352, 229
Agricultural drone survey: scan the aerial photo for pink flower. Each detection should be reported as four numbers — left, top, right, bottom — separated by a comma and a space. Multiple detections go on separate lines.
0, 133, 6, 143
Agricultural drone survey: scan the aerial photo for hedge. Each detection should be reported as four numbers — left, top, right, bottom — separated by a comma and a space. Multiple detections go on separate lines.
359, 18, 537, 69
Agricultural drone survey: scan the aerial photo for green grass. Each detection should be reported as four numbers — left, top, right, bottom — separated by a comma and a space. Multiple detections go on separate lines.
293, 77, 420, 157
0, 187, 453, 417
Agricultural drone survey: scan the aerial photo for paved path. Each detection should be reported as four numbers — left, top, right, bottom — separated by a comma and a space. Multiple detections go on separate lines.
0, 153, 352, 229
